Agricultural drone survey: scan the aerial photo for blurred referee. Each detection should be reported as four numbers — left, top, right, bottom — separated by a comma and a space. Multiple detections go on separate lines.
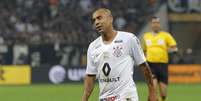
142, 16, 178, 101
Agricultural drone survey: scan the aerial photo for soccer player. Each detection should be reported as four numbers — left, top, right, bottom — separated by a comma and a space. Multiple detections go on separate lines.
82, 8, 157, 101
142, 17, 178, 101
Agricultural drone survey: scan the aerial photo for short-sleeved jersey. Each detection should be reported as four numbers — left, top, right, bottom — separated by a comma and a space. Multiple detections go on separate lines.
142, 31, 177, 63
86, 31, 146, 100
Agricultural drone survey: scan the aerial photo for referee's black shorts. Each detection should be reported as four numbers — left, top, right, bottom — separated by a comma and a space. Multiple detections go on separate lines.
148, 62, 168, 85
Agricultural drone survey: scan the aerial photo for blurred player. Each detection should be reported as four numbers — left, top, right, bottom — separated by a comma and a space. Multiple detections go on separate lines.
82, 8, 157, 101
142, 17, 178, 101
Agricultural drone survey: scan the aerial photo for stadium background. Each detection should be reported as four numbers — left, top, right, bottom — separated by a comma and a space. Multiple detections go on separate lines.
0, 0, 200, 101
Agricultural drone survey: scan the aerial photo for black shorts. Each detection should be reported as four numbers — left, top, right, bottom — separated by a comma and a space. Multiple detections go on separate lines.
148, 62, 168, 85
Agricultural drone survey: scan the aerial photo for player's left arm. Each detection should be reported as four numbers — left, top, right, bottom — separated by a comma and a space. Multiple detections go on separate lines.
139, 62, 156, 101
139, 62, 154, 88
129, 35, 156, 101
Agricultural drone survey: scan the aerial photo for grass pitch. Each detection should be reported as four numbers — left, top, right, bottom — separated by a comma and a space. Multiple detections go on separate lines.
0, 83, 200, 101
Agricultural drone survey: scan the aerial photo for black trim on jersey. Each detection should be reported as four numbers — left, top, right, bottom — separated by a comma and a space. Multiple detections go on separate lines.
87, 74, 96, 76
114, 40, 123, 43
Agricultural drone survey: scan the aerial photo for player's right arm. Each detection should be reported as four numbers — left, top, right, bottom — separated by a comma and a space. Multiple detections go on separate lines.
82, 75, 96, 101
129, 35, 157, 101
82, 44, 97, 101
139, 62, 156, 101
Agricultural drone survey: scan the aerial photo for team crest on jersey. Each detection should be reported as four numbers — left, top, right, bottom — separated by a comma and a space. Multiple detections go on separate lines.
113, 46, 123, 57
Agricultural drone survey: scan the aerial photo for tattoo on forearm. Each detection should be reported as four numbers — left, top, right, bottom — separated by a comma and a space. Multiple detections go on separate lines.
140, 63, 154, 86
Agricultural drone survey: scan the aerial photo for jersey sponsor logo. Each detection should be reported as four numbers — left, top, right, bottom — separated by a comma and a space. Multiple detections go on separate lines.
158, 39, 165, 45
113, 46, 123, 57
100, 95, 119, 101
146, 39, 152, 46
114, 40, 123, 43
99, 77, 120, 83
102, 63, 111, 76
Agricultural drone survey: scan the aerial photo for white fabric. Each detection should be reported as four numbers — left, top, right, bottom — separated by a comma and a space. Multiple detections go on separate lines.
86, 31, 146, 100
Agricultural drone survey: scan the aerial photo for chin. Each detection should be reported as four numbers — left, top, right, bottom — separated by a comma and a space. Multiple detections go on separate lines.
97, 30, 105, 34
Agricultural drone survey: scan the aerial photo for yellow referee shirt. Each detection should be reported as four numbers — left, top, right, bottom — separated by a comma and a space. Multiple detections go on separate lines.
142, 31, 177, 63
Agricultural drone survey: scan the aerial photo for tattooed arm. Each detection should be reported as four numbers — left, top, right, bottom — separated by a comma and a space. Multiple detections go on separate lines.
139, 62, 157, 101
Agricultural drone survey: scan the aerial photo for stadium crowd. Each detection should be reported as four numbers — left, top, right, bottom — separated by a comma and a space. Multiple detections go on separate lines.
0, 0, 162, 45
0, 0, 197, 65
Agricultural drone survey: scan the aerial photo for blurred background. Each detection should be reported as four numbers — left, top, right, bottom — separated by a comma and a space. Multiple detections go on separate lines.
0, 0, 200, 101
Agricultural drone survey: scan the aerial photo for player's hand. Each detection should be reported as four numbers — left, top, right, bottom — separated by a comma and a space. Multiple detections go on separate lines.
148, 87, 157, 101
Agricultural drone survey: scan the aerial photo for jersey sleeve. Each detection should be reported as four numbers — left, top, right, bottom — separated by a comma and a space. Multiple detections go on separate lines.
86, 45, 97, 75
166, 33, 177, 47
141, 35, 147, 52
129, 35, 146, 66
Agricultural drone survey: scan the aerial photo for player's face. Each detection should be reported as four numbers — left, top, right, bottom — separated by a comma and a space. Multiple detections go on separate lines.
92, 11, 112, 34
151, 19, 160, 32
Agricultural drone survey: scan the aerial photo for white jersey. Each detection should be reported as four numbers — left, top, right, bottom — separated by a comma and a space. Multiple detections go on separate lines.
86, 31, 146, 101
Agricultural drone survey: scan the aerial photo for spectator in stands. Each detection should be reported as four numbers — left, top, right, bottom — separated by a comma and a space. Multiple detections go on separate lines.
16, 52, 29, 65
179, 48, 194, 64
0, 0, 161, 45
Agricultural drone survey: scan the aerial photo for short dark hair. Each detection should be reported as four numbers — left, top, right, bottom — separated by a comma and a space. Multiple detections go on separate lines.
93, 8, 113, 18
151, 16, 160, 21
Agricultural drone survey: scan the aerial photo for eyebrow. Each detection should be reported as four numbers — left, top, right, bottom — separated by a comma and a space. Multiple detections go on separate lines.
92, 15, 101, 23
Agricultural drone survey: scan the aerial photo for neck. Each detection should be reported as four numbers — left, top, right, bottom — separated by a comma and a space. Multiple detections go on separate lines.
102, 29, 117, 43
153, 30, 160, 34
